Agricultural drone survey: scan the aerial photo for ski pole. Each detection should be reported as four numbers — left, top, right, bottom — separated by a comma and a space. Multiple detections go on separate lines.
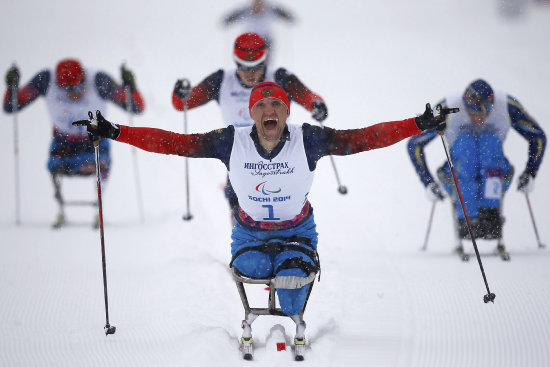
421, 202, 436, 251
318, 121, 348, 195
179, 79, 193, 221
435, 104, 495, 304
89, 111, 116, 335
524, 193, 546, 249
121, 63, 145, 222
10, 64, 21, 226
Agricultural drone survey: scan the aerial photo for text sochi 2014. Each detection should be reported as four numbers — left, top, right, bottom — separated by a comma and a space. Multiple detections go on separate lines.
247, 195, 292, 202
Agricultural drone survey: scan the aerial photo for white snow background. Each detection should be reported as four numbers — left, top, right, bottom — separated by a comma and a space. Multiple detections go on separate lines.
1, 0, 549, 366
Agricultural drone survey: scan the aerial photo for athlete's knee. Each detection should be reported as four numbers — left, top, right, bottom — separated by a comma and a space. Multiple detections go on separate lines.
232, 251, 273, 278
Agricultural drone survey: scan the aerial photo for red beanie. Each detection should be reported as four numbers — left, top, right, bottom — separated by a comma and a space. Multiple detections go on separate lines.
234, 33, 267, 67
56, 59, 84, 88
249, 82, 290, 114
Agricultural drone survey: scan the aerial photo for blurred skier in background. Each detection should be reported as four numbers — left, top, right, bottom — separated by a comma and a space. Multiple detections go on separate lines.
3, 59, 145, 228
221, 0, 295, 57
172, 32, 328, 218
74, 81, 447, 360
407, 79, 546, 256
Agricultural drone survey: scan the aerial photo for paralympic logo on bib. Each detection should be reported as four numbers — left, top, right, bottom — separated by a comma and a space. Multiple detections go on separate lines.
248, 181, 291, 203
256, 181, 281, 195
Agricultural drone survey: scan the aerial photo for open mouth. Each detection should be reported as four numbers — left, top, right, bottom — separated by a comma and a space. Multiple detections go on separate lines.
263, 119, 277, 129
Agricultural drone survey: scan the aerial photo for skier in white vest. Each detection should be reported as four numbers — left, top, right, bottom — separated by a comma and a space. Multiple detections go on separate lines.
408, 79, 546, 257
172, 32, 328, 213
3, 59, 145, 227
74, 81, 447, 359
220, 0, 296, 56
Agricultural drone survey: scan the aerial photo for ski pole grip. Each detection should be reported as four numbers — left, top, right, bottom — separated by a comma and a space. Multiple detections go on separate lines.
87, 111, 100, 147
436, 104, 460, 118
180, 78, 191, 99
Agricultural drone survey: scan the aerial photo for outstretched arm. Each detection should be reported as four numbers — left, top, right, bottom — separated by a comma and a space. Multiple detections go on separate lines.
327, 118, 422, 154
73, 111, 233, 164
303, 118, 422, 170
116, 125, 231, 160
303, 104, 446, 170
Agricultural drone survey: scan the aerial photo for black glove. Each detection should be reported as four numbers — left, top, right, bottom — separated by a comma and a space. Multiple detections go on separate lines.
517, 168, 536, 193
311, 100, 328, 122
426, 182, 445, 202
415, 103, 446, 131
6, 66, 20, 89
174, 79, 191, 100
72, 110, 121, 141
121, 67, 136, 92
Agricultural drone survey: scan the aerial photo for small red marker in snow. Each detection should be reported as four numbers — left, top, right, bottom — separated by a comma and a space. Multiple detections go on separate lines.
276, 342, 286, 351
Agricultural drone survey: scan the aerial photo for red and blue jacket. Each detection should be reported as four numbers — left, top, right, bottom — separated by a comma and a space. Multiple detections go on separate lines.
3, 70, 145, 114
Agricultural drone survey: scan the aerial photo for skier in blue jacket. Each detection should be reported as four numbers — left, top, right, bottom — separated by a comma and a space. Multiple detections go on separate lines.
408, 79, 546, 254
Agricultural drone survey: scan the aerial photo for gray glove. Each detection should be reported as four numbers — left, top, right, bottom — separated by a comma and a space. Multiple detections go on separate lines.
426, 182, 445, 202
311, 100, 328, 122
517, 169, 536, 193
6, 66, 20, 89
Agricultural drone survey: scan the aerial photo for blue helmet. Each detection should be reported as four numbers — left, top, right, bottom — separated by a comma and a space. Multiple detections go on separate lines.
463, 79, 494, 114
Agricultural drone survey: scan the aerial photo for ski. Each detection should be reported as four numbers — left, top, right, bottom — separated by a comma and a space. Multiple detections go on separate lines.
293, 337, 306, 361
240, 337, 253, 360
495, 244, 511, 261
455, 245, 470, 262
52, 214, 66, 229
51, 214, 100, 230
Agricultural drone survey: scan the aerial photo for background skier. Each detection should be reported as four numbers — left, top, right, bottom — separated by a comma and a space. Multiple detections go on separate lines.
407, 79, 546, 255
220, 0, 296, 55
172, 32, 328, 214
3, 59, 145, 227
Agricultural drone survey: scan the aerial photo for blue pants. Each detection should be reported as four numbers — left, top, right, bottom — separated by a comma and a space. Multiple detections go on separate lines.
440, 132, 512, 219
47, 135, 110, 179
231, 215, 318, 316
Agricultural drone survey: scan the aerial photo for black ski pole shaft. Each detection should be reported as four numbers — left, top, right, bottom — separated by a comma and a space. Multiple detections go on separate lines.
318, 121, 347, 195
524, 193, 545, 249
89, 112, 116, 335
122, 63, 145, 223
439, 130, 495, 303
11, 73, 21, 226
179, 79, 193, 221
421, 202, 436, 251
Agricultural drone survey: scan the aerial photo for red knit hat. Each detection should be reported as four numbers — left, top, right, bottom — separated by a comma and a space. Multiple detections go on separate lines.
234, 33, 267, 67
249, 82, 290, 114
56, 59, 85, 88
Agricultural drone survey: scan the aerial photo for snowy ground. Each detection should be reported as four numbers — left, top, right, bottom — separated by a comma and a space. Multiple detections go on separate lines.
1, 1, 549, 366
